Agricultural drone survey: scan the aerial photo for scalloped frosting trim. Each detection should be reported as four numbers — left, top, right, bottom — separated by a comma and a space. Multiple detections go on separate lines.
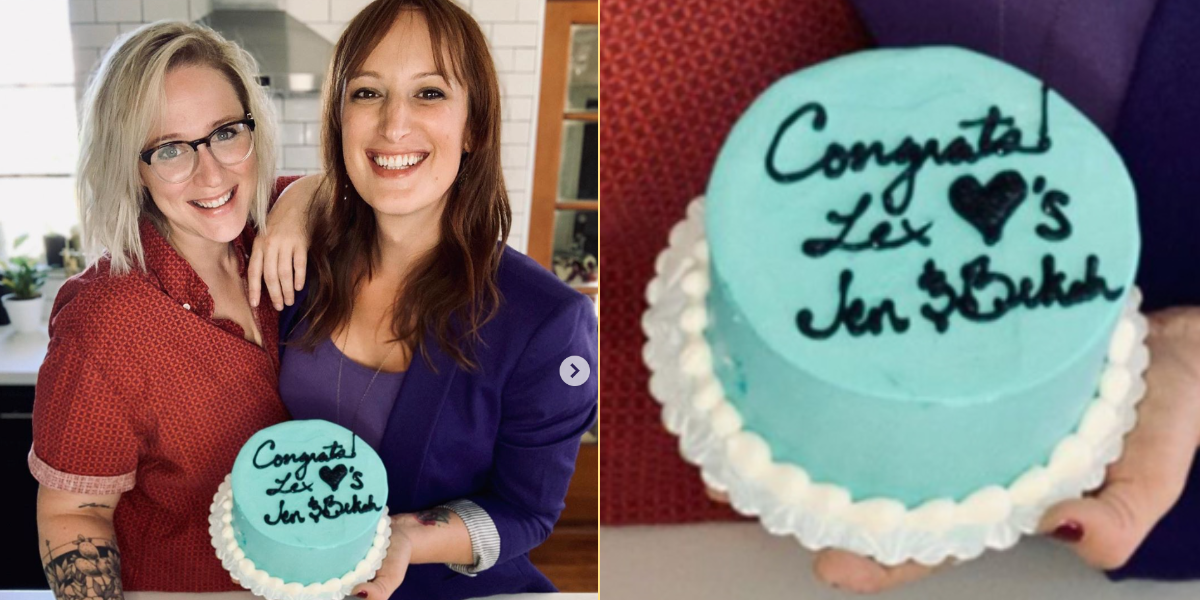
642, 196, 1150, 567
209, 475, 392, 600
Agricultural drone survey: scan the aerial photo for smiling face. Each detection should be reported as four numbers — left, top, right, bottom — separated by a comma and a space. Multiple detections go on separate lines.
139, 64, 255, 249
341, 10, 470, 224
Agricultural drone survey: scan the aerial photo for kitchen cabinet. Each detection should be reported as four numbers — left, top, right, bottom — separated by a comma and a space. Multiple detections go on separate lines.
531, 443, 598, 592
0, 385, 45, 589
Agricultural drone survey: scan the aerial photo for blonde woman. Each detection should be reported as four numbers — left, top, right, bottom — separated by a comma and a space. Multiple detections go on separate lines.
30, 22, 299, 594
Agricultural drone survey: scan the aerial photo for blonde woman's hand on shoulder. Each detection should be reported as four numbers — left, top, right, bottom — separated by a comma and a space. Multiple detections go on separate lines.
250, 174, 322, 311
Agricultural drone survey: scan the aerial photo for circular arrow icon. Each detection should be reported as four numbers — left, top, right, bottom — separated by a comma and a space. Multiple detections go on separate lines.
559, 356, 591, 387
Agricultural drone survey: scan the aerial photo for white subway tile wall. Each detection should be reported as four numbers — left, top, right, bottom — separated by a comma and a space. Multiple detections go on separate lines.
516, 0, 539, 21
142, 0, 191, 21
68, 0, 98, 24
71, 23, 120, 48
285, 0, 331, 22
280, 122, 306, 147
71, 0, 548, 248
490, 22, 538, 47
95, 0, 142, 23
471, 0, 518, 23
329, 0, 373, 22
282, 96, 321, 122
188, 0, 212, 21
283, 146, 321, 170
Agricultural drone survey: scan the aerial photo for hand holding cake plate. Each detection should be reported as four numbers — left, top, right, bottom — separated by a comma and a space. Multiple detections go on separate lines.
805, 309, 1200, 592
209, 420, 392, 600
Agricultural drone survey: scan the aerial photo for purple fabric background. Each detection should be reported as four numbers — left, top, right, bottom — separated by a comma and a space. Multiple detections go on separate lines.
853, 0, 1157, 134
1107, 0, 1200, 579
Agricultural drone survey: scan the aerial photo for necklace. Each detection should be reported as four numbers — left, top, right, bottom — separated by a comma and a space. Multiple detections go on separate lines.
335, 305, 398, 431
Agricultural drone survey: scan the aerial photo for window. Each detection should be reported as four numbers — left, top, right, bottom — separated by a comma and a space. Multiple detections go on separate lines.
0, 0, 79, 261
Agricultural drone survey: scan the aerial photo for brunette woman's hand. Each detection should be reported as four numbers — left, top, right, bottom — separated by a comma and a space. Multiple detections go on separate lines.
1036, 307, 1200, 569
351, 524, 415, 600
249, 174, 321, 311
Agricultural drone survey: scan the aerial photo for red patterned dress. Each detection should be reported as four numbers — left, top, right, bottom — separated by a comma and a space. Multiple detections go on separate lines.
29, 185, 293, 590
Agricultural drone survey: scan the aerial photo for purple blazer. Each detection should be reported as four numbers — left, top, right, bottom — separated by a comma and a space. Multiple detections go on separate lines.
279, 246, 598, 599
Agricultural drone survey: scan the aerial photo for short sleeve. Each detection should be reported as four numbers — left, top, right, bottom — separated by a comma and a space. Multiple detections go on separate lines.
30, 317, 139, 495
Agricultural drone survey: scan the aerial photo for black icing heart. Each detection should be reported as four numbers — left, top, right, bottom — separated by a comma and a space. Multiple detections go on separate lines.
318, 464, 348, 491
948, 170, 1028, 246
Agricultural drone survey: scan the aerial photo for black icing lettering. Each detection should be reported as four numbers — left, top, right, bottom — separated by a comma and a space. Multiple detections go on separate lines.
761, 83, 1113, 342
350, 470, 364, 490
264, 499, 306, 526
917, 254, 1123, 332
767, 86, 1052, 219
1035, 189, 1072, 241
916, 260, 956, 333
846, 140, 889, 172
307, 494, 383, 524
821, 143, 849, 178
266, 472, 314, 496
947, 170, 1028, 246
252, 440, 278, 469
251, 438, 360, 480
802, 193, 933, 258
877, 139, 935, 216
765, 103, 829, 183
959, 87, 1052, 156
941, 137, 976, 163
796, 270, 911, 339
318, 464, 348, 491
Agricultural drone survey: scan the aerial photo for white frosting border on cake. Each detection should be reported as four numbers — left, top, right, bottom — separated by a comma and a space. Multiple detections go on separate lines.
208, 474, 393, 600
642, 197, 1150, 567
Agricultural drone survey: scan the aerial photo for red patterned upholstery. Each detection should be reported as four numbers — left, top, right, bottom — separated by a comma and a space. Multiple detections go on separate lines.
600, 0, 871, 525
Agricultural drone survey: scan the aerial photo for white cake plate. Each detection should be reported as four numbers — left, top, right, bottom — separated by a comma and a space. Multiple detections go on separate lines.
209, 474, 393, 600
642, 197, 1150, 567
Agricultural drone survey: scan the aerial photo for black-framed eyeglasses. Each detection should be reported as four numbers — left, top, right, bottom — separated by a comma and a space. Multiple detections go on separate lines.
139, 116, 257, 183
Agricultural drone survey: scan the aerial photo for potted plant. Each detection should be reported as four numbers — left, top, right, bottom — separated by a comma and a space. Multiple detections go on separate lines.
1, 236, 49, 333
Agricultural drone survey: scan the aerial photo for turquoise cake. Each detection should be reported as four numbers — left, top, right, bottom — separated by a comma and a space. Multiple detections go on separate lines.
643, 46, 1148, 565
211, 420, 391, 597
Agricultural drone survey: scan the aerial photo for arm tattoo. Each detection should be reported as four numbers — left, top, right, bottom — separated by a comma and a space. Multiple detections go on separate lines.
414, 508, 452, 527
77, 503, 113, 510
42, 535, 123, 599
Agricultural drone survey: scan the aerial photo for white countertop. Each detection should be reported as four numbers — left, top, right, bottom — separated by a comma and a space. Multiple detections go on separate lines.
601, 523, 1200, 599
0, 270, 62, 386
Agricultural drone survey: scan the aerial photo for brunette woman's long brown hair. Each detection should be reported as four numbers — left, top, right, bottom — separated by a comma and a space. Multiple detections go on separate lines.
297, 0, 511, 370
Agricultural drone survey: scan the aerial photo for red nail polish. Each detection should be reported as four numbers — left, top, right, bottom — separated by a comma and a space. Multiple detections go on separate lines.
1051, 520, 1084, 543
356, 592, 368, 598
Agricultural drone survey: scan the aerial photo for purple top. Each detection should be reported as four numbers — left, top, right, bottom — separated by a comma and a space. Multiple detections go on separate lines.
278, 327, 405, 452
851, 0, 1157, 134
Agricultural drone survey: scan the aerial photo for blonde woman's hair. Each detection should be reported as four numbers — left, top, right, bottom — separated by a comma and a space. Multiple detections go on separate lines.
77, 21, 277, 274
